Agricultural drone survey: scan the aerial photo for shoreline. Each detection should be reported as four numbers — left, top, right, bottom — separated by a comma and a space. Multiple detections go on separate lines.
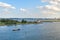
0, 19, 60, 26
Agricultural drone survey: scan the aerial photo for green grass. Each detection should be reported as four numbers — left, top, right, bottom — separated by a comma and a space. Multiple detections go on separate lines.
0, 19, 39, 26
0, 19, 60, 26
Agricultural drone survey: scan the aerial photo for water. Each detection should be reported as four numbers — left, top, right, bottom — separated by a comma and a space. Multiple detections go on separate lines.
0, 22, 60, 40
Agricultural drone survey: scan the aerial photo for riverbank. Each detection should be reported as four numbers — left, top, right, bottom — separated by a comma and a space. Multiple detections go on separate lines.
0, 18, 60, 26
0, 19, 40, 26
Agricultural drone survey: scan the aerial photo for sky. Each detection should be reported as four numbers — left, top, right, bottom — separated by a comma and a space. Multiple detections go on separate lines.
0, 0, 60, 18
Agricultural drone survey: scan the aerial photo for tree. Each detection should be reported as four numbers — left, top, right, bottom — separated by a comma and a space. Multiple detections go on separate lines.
21, 19, 27, 23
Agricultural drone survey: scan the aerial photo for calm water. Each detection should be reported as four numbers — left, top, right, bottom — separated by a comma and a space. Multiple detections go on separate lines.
0, 22, 60, 40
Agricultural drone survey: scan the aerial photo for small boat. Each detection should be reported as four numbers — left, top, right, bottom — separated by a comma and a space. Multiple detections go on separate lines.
12, 25, 20, 31
12, 29, 20, 31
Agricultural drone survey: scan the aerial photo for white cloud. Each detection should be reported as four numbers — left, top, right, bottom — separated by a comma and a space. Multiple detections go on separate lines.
36, 0, 60, 18
45, 5, 60, 11
20, 8, 27, 12
1, 1, 60, 18
36, 6, 43, 9
42, 0, 60, 2
0, 2, 16, 15
49, 1, 58, 5
0, 2, 16, 9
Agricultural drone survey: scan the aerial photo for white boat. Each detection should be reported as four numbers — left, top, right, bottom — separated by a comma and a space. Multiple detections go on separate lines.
12, 28, 20, 31
12, 25, 20, 31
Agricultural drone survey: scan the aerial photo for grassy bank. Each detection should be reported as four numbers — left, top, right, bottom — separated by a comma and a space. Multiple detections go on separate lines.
0, 19, 39, 26
0, 19, 60, 26
0, 19, 20, 26
42, 20, 60, 22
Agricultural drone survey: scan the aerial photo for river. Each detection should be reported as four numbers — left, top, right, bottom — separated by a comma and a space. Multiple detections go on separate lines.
0, 22, 60, 40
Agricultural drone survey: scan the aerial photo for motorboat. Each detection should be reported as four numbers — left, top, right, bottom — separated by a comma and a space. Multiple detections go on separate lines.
12, 28, 20, 31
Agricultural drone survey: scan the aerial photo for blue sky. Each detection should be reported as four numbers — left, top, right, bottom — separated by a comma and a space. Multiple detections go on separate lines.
0, 0, 41, 8
0, 0, 60, 18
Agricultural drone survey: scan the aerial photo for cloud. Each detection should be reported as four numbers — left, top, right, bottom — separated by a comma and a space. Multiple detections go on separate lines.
0, 2, 16, 9
0, 1, 60, 18
20, 8, 27, 12
36, 0, 60, 18
0, 2, 16, 14
45, 5, 60, 11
